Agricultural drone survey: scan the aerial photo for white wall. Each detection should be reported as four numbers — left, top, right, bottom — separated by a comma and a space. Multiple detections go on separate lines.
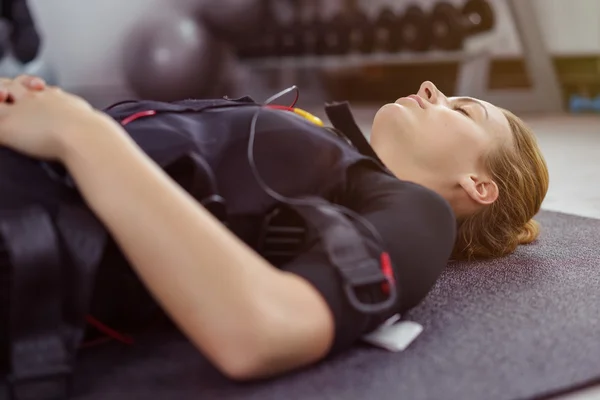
25, 0, 600, 97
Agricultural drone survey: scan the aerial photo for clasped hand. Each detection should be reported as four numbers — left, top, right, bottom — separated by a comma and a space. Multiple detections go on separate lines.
0, 75, 102, 161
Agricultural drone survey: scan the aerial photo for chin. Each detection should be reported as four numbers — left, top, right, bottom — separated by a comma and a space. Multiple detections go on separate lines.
373, 103, 412, 138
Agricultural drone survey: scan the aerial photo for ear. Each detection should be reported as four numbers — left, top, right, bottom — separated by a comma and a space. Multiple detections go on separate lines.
458, 175, 499, 206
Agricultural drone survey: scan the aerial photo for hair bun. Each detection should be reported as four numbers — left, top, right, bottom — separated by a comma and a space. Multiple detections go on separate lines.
517, 219, 540, 244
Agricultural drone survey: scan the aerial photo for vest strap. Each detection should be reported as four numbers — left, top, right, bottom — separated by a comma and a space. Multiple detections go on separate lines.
324, 101, 385, 165
289, 198, 397, 314
1, 204, 107, 400
1, 207, 71, 400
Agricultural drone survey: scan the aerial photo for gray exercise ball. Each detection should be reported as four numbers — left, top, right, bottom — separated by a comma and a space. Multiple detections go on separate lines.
201, 0, 266, 40
124, 11, 227, 102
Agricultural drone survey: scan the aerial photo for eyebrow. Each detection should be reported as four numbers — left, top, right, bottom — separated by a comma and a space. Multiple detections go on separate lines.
457, 97, 489, 119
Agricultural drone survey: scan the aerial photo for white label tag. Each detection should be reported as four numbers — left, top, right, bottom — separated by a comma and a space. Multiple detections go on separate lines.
362, 318, 423, 352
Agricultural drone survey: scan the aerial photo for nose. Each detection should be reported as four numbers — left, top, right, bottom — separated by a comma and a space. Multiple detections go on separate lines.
417, 81, 445, 105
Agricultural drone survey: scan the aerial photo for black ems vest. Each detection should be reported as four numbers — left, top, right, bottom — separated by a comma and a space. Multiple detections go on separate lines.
0, 96, 397, 400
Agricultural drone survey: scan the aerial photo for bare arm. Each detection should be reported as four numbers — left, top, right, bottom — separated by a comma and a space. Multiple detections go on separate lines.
59, 113, 335, 380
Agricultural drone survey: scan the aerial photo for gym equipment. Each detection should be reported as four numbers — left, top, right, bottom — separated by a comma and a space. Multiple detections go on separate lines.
299, 19, 319, 55
430, 2, 466, 51
123, 11, 227, 102
347, 9, 375, 54
398, 5, 431, 52
430, 0, 496, 51
242, 0, 562, 114
200, 0, 268, 41
0, 0, 42, 63
341, 0, 375, 54
314, 14, 347, 56
458, 0, 563, 113
276, 2, 305, 57
258, 24, 280, 58
372, 7, 402, 53
462, 0, 495, 35
315, 3, 373, 56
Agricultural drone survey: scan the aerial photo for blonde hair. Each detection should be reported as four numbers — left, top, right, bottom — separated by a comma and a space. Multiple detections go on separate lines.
452, 109, 549, 260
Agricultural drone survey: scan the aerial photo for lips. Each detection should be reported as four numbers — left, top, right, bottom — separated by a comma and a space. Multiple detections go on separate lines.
407, 95, 425, 109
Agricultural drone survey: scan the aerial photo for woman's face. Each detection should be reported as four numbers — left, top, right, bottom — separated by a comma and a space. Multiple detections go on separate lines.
371, 81, 512, 191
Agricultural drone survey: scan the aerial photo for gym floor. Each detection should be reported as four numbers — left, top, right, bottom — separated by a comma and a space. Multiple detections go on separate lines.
330, 106, 600, 400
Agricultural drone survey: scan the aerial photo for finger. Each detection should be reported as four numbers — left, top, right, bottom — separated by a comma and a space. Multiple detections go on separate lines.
15, 75, 46, 91
0, 76, 45, 104
3, 79, 29, 101
0, 78, 13, 103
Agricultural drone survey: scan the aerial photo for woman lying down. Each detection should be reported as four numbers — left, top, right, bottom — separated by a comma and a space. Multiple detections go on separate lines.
0, 76, 548, 385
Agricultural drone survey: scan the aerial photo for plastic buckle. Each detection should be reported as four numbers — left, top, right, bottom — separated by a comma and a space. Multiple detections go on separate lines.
343, 273, 398, 315
8, 365, 72, 400
257, 207, 306, 264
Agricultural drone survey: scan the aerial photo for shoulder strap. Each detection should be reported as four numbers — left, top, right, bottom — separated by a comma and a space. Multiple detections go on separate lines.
1, 207, 71, 400
324, 101, 385, 166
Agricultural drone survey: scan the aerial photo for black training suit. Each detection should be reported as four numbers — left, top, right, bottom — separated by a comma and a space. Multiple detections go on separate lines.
91, 97, 457, 354
0, 97, 456, 400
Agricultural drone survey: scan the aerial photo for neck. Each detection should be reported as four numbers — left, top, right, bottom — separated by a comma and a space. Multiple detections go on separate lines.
387, 162, 465, 219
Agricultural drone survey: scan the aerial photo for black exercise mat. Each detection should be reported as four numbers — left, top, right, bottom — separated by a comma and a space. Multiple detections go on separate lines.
71, 210, 600, 400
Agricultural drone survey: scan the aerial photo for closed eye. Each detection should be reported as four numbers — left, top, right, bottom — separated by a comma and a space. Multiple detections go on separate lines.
453, 106, 470, 117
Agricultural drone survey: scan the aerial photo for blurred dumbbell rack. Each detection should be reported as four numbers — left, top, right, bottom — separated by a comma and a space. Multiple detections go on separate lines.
239, 0, 563, 114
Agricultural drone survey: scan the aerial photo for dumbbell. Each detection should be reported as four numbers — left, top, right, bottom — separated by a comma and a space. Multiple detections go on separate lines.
347, 9, 375, 54
313, 1, 374, 56
314, 13, 350, 55
430, 0, 496, 51
397, 5, 432, 52
462, 0, 495, 35
277, 22, 303, 56
276, 0, 308, 57
430, 2, 465, 51
234, 2, 278, 59
339, 0, 374, 54
372, 7, 403, 53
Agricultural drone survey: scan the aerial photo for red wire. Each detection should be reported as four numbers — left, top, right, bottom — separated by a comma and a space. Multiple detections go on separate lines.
266, 105, 294, 112
290, 89, 299, 108
121, 110, 157, 126
84, 315, 135, 346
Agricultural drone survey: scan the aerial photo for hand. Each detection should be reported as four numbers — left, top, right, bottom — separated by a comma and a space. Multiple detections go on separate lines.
0, 75, 47, 100
0, 75, 103, 160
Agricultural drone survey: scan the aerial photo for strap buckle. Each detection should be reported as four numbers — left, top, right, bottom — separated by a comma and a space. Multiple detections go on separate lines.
336, 256, 398, 314
344, 273, 397, 314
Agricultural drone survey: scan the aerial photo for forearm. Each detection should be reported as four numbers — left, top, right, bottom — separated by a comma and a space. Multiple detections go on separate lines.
60, 114, 311, 374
